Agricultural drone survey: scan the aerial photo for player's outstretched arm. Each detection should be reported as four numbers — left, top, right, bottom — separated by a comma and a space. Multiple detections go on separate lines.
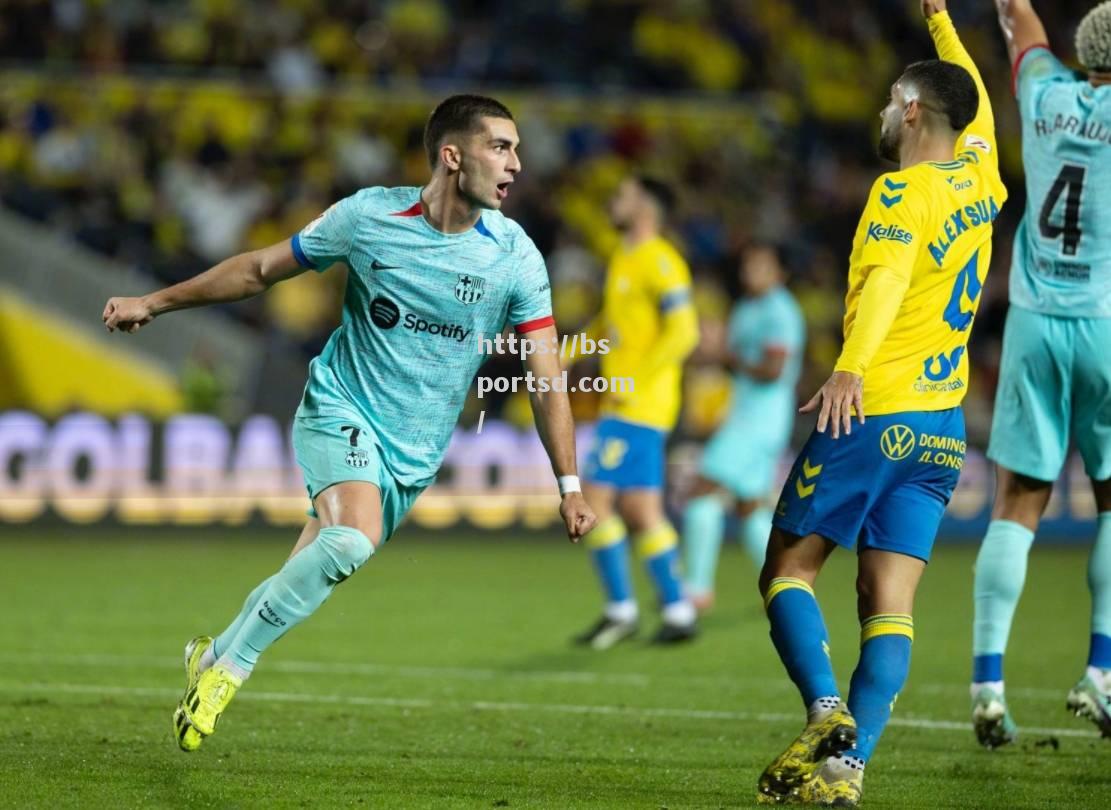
993, 0, 1049, 66
523, 325, 597, 543
102, 239, 306, 334
922, 2, 998, 159
923, 1, 988, 96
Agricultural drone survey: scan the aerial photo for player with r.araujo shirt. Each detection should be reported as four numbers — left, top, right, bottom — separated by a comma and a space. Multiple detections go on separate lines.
970, 0, 1111, 749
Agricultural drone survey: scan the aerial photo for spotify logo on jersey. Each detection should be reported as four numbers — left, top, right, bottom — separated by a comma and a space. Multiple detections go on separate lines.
370, 297, 400, 329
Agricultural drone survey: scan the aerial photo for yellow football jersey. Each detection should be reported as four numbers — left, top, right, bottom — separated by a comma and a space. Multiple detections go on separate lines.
598, 235, 697, 430
834, 11, 1008, 415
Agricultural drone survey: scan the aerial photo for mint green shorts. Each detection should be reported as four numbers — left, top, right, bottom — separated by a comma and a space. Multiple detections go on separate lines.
291, 412, 424, 544
701, 415, 790, 500
987, 306, 1111, 482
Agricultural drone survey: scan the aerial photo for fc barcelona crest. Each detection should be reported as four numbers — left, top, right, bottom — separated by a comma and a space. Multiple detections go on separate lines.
455, 274, 485, 305
345, 448, 369, 468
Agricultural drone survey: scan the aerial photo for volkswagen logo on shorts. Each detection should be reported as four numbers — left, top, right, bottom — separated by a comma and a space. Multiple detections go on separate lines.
880, 425, 916, 461
370, 297, 400, 329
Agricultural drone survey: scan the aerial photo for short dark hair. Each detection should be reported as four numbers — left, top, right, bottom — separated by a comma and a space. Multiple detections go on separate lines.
746, 239, 789, 271
635, 174, 677, 220
423, 94, 514, 169
900, 60, 979, 132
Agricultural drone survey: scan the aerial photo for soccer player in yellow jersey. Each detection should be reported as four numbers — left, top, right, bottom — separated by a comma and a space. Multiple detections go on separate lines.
754, 1, 1006, 805
574, 175, 701, 649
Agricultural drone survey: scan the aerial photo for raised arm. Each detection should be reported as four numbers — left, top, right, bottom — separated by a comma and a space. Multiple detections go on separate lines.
102, 239, 305, 333
923, 1, 995, 138
523, 325, 598, 543
993, 0, 1050, 66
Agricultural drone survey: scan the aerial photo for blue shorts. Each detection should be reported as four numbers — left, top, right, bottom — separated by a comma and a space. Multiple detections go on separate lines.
773, 409, 965, 562
292, 411, 424, 544
583, 417, 666, 490
701, 415, 790, 500
987, 306, 1111, 482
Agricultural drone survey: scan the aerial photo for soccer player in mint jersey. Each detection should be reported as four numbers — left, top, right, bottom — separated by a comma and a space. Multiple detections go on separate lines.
102, 95, 597, 752
681, 243, 805, 613
970, 0, 1111, 749
753, 2, 1006, 805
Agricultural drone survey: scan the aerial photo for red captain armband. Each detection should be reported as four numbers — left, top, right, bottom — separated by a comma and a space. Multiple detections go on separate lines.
514, 315, 555, 334
1012, 44, 1049, 96
390, 201, 424, 217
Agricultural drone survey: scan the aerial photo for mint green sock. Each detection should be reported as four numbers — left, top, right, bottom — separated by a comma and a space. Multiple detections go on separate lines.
212, 575, 276, 659
739, 506, 772, 571
682, 495, 725, 596
220, 526, 373, 676
1089, 512, 1111, 646
973, 519, 1035, 663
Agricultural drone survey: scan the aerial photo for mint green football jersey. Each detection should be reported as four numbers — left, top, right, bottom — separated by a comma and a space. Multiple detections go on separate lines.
726, 285, 805, 442
291, 186, 553, 487
1011, 47, 1111, 317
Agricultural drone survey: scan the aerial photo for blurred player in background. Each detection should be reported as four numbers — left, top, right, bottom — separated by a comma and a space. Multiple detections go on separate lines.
681, 243, 805, 611
970, 0, 1111, 748
754, 1, 1005, 804
574, 175, 700, 649
103, 94, 596, 751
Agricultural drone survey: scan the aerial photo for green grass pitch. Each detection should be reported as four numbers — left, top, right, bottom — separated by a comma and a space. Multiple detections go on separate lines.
1, 528, 1107, 808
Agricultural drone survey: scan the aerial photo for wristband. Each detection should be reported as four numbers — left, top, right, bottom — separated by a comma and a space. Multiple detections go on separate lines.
558, 475, 581, 496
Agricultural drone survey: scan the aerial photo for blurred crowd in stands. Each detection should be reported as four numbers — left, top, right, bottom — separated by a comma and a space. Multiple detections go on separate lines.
0, 0, 1097, 444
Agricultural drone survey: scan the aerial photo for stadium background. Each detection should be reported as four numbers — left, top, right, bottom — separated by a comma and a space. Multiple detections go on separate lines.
0, 0, 1096, 534
3, 2, 1110, 808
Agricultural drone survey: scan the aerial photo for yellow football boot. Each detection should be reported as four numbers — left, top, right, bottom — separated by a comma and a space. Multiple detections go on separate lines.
172, 636, 212, 752
790, 758, 863, 807
757, 702, 857, 802
180, 663, 243, 742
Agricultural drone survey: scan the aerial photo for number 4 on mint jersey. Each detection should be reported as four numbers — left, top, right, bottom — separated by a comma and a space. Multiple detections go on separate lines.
1011, 46, 1111, 317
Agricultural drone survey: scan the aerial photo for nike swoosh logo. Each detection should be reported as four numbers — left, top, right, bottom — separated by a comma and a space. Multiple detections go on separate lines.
371, 259, 396, 271
257, 608, 283, 628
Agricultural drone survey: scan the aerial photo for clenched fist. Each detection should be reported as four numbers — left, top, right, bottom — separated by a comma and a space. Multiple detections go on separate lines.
559, 492, 598, 543
103, 296, 155, 334
922, 0, 947, 17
